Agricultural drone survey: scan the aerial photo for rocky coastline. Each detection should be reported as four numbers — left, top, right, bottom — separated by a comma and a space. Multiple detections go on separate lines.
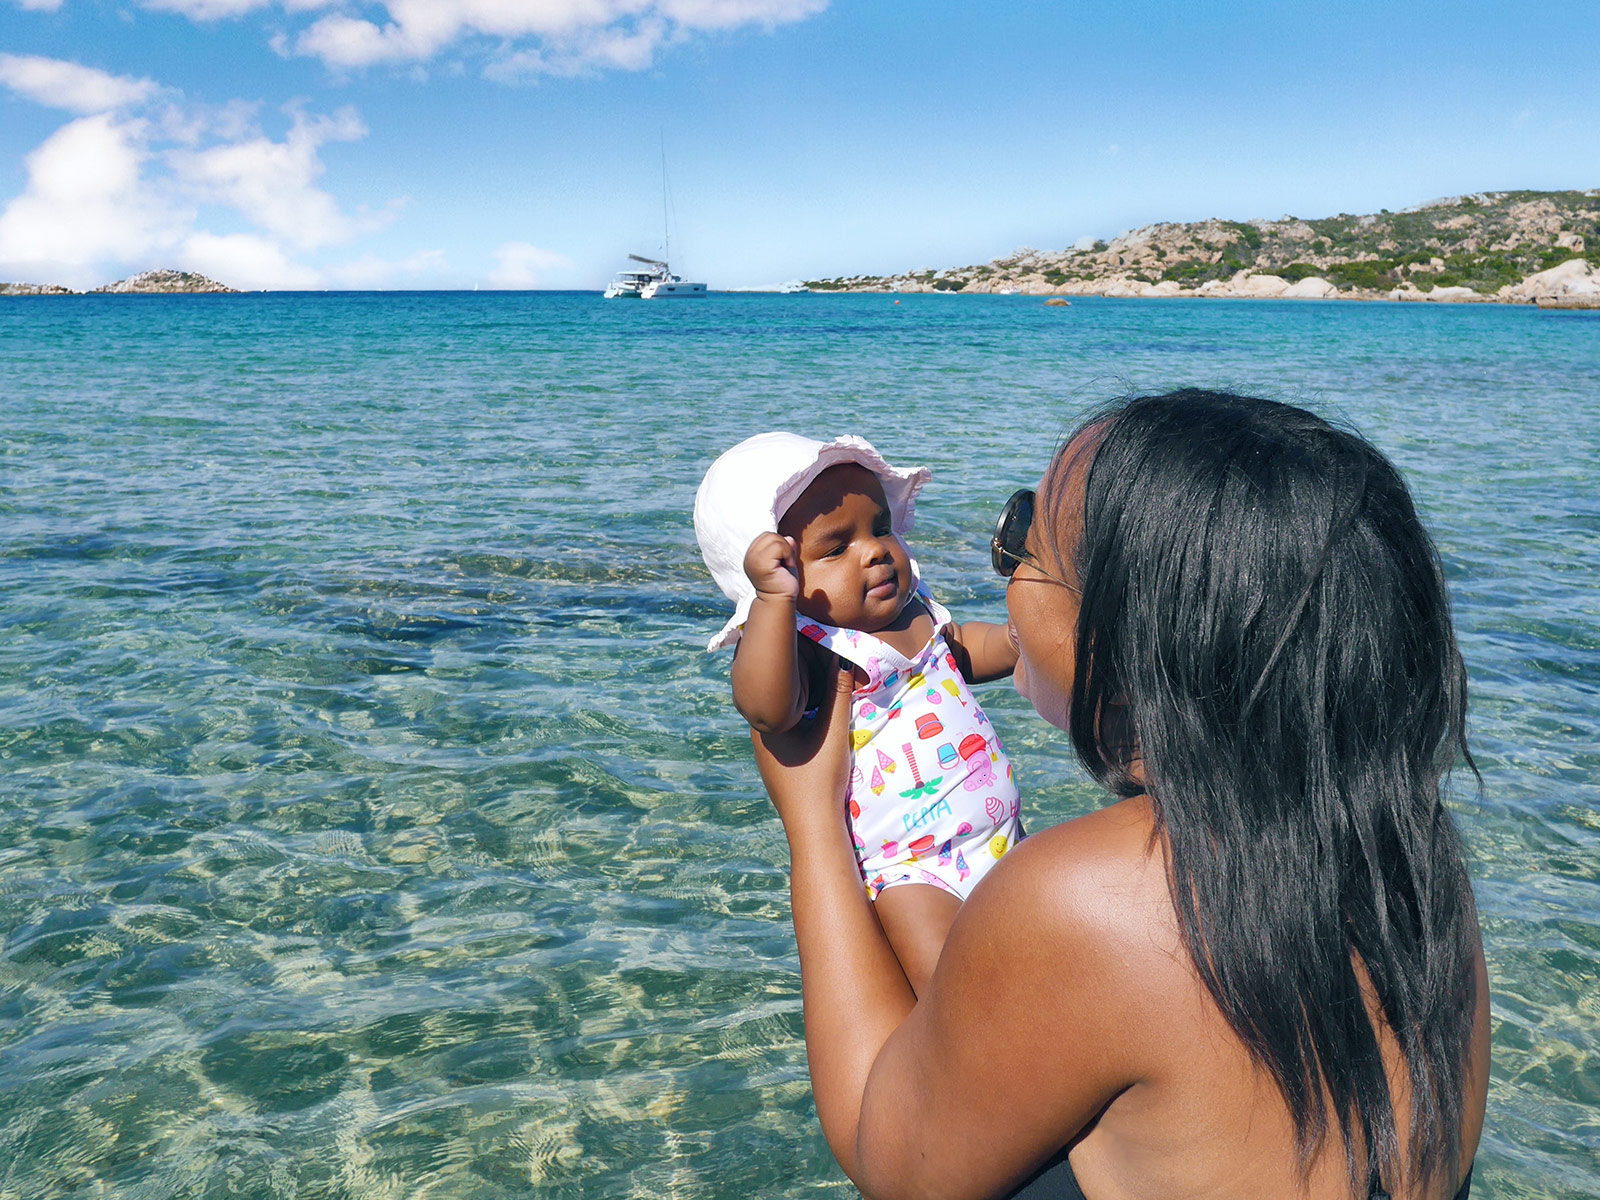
1, 270, 237, 296
806, 190, 1600, 308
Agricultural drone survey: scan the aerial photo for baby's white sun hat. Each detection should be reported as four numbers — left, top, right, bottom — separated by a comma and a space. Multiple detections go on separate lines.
694, 432, 931, 651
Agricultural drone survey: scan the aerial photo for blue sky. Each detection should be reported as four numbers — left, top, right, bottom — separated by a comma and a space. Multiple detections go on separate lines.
1, 0, 1596, 290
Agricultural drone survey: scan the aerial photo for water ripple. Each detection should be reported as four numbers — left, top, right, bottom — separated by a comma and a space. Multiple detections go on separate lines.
1, 293, 1596, 1197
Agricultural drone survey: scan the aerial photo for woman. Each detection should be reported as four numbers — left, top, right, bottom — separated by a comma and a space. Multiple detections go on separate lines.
752, 391, 1489, 1200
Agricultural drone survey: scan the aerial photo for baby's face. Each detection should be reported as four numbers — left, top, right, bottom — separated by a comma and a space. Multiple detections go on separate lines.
777, 464, 914, 632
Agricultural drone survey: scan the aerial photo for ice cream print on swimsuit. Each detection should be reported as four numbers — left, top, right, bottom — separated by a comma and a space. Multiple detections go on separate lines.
799, 583, 1024, 900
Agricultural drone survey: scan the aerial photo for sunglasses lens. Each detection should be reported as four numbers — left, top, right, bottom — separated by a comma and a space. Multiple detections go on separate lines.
992, 489, 1035, 577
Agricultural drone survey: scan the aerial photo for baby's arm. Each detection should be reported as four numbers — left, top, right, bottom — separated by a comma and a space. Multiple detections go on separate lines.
731, 532, 809, 733
943, 620, 1019, 684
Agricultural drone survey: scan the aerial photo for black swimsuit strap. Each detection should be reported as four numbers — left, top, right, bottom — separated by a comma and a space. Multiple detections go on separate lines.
1009, 1153, 1470, 1200
1371, 1164, 1474, 1200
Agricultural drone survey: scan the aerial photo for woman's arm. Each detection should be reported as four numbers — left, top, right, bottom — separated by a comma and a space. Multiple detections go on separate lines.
753, 661, 1137, 1199
752, 662, 915, 1173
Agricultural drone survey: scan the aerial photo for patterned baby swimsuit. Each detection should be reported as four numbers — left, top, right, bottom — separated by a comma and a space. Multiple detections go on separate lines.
798, 584, 1025, 900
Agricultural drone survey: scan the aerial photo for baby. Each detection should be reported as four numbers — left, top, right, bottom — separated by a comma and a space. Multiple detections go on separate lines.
695, 432, 1024, 994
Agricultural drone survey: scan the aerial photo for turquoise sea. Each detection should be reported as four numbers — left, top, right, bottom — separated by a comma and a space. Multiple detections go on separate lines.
1, 292, 1596, 1198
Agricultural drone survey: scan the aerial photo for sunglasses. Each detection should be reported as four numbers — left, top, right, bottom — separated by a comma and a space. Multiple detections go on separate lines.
991, 489, 1080, 593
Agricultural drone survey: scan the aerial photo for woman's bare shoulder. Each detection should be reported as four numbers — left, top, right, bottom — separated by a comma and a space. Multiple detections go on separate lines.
934, 798, 1188, 1050
957, 797, 1198, 1061
984, 797, 1173, 939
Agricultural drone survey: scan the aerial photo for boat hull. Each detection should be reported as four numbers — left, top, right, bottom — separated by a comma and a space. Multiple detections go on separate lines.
641, 281, 707, 299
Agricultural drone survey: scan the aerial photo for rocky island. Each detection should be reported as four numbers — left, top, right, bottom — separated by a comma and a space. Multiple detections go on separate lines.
807, 190, 1600, 307
0, 281, 76, 296
1, 269, 237, 296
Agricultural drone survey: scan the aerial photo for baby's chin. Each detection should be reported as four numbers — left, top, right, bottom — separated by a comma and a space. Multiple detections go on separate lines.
795, 597, 900, 634
793, 592, 908, 640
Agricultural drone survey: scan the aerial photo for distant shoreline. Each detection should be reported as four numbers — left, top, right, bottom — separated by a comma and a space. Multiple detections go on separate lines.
9, 190, 1597, 309
804, 190, 1600, 310
5, 287, 1598, 309
800, 286, 1600, 309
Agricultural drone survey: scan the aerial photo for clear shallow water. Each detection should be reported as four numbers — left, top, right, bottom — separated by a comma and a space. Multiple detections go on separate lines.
0, 292, 1596, 1198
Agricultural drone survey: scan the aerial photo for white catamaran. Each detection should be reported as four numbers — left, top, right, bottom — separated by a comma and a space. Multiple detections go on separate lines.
603, 255, 706, 299
604, 256, 668, 299
604, 139, 707, 299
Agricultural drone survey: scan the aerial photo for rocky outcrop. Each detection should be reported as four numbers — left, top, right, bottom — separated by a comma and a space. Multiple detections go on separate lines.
4, 269, 241, 295
0, 281, 74, 295
1389, 284, 1488, 303
1202, 273, 1291, 298
1283, 276, 1338, 299
807, 190, 1600, 304
1500, 258, 1600, 308
92, 270, 238, 294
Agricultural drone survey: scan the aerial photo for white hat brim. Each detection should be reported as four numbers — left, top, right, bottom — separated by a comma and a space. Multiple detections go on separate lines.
694, 434, 931, 651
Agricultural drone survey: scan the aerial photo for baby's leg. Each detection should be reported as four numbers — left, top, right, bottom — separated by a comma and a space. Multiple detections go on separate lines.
874, 883, 962, 997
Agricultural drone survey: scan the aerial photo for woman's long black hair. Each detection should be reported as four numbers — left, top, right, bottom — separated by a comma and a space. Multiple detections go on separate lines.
1048, 391, 1478, 1196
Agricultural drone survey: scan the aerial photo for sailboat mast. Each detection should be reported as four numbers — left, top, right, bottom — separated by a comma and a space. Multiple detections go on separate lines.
660, 131, 670, 269
659, 133, 672, 270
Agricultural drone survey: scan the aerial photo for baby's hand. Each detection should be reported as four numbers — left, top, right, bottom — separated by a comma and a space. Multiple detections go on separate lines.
744, 532, 800, 601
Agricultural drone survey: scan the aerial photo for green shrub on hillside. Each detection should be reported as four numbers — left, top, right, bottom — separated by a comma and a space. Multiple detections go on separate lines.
1326, 259, 1398, 291
1536, 247, 1579, 271
1275, 263, 1322, 282
1384, 212, 1442, 246
1224, 221, 1263, 250
1160, 260, 1231, 284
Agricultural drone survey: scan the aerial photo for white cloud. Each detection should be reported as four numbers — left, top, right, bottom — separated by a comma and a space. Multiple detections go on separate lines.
324, 247, 446, 287
281, 0, 827, 75
488, 241, 573, 287
0, 53, 158, 113
143, 0, 271, 16
0, 85, 400, 290
296, 14, 416, 66
13, 0, 66, 11
142, 0, 335, 19
659, 0, 824, 31
179, 230, 321, 288
0, 114, 188, 287
168, 106, 372, 250
484, 17, 673, 78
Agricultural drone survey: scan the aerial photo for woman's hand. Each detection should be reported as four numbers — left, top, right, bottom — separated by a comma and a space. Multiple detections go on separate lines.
750, 650, 855, 841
